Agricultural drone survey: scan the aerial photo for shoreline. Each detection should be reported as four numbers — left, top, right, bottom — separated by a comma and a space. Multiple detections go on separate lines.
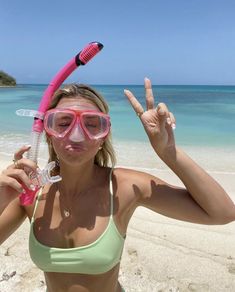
1, 138, 235, 173
0, 85, 17, 88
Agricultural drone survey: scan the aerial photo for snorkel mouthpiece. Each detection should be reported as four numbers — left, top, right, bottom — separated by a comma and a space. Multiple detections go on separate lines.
19, 162, 62, 205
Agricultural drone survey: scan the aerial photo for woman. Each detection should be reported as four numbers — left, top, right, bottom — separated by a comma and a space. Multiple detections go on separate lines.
0, 78, 235, 292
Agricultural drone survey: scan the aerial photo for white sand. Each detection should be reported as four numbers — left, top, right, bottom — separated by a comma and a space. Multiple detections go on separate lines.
1, 150, 235, 292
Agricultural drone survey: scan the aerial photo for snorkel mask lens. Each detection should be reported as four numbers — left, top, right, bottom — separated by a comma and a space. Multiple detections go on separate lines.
44, 109, 110, 140
80, 112, 110, 139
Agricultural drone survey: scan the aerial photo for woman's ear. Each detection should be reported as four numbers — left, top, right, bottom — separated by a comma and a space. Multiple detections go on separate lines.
98, 139, 105, 150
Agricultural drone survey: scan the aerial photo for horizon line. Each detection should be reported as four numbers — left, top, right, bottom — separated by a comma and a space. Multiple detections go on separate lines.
13, 83, 235, 87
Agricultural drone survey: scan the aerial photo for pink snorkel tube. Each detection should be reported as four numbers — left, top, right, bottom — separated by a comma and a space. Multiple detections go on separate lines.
17, 42, 103, 205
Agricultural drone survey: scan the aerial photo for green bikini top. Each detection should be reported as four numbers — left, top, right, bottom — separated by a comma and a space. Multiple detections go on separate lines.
29, 170, 125, 274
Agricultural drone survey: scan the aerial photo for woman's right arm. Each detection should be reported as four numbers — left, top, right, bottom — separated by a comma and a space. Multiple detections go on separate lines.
0, 145, 37, 244
0, 197, 27, 244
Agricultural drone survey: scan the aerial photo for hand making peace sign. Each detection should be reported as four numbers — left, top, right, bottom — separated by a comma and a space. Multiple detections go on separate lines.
124, 78, 176, 157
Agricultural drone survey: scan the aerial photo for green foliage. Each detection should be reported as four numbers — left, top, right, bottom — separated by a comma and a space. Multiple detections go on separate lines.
0, 70, 16, 86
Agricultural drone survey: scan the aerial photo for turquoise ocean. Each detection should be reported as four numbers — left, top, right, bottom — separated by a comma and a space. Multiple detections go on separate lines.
0, 84, 235, 172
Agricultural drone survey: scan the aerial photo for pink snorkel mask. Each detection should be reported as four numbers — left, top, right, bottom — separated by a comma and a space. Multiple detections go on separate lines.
44, 109, 110, 140
16, 42, 104, 205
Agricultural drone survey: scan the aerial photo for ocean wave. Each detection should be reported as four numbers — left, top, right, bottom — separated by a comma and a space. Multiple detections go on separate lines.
0, 132, 48, 160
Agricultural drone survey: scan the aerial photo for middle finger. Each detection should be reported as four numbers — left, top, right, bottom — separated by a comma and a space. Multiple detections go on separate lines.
8, 158, 37, 173
145, 78, 154, 110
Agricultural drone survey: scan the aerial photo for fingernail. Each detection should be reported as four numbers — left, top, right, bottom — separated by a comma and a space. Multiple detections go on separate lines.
166, 117, 171, 125
172, 123, 176, 130
25, 144, 31, 148
30, 184, 36, 191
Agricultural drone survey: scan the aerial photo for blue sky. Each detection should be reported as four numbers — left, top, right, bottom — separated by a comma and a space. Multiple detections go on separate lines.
1, 0, 235, 85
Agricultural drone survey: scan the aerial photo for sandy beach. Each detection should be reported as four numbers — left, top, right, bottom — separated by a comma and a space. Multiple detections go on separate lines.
1, 145, 235, 292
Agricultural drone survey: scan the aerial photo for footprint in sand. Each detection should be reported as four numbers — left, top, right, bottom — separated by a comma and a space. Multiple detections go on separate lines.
228, 263, 235, 274
127, 247, 138, 263
134, 267, 143, 278
4, 242, 18, 256
127, 248, 143, 278
188, 282, 209, 291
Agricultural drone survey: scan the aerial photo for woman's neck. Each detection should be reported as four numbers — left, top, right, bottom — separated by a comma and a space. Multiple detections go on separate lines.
58, 160, 98, 198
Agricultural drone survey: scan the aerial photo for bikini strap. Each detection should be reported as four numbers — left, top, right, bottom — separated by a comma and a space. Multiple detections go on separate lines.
109, 168, 114, 216
31, 188, 43, 222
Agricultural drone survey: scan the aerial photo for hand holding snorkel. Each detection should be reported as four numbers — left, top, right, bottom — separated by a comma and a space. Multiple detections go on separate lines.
16, 42, 103, 205
124, 78, 176, 158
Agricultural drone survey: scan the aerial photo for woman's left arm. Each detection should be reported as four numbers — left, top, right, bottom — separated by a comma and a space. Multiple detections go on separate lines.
124, 78, 235, 224
156, 146, 235, 224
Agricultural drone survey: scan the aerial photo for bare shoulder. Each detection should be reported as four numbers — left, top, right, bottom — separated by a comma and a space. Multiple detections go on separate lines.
112, 167, 164, 189
109, 167, 168, 225
112, 167, 153, 180
112, 167, 165, 201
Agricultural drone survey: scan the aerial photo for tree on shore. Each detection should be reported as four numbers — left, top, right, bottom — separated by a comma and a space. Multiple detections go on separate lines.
0, 71, 16, 86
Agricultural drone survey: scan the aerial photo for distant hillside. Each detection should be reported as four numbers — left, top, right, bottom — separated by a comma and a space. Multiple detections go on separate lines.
0, 71, 16, 86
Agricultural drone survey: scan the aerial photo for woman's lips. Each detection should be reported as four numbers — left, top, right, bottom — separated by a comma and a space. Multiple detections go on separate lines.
65, 144, 86, 152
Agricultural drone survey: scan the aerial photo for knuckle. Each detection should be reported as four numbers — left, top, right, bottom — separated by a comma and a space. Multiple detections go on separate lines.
7, 164, 14, 170
17, 169, 25, 176
24, 159, 37, 170
8, 176, 22, 188
2, 169, 7, 175
19, 158, 26, 165
5, 176, 14, 185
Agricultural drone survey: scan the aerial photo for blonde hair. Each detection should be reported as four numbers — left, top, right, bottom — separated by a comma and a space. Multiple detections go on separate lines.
46, 84, 116, 169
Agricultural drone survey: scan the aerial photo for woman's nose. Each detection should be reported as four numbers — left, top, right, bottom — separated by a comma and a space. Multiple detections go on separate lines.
68, 123, 85, 142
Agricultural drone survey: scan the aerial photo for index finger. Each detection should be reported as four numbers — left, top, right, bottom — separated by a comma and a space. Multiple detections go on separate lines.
124, 89, 144, 115
14, 145, 31, 161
